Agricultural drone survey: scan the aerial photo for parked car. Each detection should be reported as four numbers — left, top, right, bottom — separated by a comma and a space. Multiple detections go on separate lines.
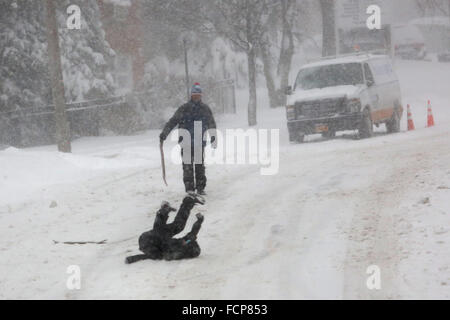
392, 24, 427, 60
285, 54, 403, 143
437, 51, 450, 62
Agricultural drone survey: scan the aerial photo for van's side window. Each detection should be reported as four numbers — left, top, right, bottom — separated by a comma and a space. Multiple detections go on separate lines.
364, 63, 375, 84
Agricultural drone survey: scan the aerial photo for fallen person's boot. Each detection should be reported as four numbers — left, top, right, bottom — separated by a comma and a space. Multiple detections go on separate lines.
125, 254, 148, 264
161, 201, 176, 212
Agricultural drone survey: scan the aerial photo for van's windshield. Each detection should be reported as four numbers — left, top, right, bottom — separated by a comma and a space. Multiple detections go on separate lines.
295, 63, 364, 90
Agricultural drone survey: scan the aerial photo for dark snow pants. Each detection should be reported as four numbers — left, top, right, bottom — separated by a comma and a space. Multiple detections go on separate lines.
181, 146, 206, 192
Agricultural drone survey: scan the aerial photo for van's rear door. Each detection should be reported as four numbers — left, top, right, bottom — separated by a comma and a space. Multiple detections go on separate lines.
368, 57, 398, 121
363, 63, 380, 117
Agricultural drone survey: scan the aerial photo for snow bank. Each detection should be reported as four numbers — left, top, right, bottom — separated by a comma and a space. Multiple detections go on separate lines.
0, 134, 161, 208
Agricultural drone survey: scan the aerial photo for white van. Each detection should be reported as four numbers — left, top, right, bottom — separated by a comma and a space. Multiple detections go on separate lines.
285, 54, 403, 142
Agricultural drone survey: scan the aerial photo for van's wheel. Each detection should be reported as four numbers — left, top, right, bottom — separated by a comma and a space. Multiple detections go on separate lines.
322, 130, 336, 139
358, 108, 373, 139
386, 106, 401, 133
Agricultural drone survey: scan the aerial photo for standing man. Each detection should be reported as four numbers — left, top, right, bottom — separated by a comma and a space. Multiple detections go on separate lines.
159, 83, 217, 195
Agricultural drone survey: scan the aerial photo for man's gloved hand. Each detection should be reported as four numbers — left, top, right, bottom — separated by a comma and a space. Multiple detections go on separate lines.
210, 135, 217, 149
159, 132, 165, 143
195, 213, 204, 222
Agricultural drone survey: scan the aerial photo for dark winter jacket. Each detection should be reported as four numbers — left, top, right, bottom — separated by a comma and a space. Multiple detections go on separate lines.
160, 100, 216, 146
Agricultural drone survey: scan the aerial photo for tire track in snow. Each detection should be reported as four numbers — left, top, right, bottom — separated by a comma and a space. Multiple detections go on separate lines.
342, 135, 436, 299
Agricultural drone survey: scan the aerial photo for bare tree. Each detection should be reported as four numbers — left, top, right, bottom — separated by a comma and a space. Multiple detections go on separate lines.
141, 0, 319, 119
211, 0, 269, 126
257, 0, 296, 109
44, 0, 71, 152
277, 0, 296, 106
259, 1, 319, 108
260, 36, 279, 109
415, 0, 450, 16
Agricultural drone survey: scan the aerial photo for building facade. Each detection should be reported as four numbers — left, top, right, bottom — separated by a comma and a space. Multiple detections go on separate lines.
97, 0, 145, 93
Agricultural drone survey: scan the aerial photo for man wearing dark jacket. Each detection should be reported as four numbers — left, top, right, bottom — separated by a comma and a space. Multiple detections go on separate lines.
125, 194, 205, 264
159, 83, 216, 195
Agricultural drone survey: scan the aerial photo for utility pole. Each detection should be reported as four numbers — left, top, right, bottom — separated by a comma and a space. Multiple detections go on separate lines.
320, 0, 337, 57
335, 0, 340, 56
183, 38, 190, 101
45, 0, 71, 153
448, 0, 450, 51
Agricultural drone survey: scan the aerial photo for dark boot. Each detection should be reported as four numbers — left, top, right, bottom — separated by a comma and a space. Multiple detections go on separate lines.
125, 254, 148, 264
161, 201, 176, 212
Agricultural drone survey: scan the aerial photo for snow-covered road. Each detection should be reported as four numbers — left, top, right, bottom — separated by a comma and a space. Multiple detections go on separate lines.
0, 60, 449, 299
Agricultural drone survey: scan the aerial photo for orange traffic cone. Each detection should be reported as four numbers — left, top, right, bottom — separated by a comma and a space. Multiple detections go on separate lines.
407, 104, 415, 131
427, 100, 435, 127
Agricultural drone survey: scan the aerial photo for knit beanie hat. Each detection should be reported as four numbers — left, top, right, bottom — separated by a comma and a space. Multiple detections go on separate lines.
191, 83, 202, 95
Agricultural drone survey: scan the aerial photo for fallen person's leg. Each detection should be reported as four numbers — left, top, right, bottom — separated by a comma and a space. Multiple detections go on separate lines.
166, 194, 205, 237
184, 213, 204, 242
125, 254, 148, 264
163, 213, 204, 261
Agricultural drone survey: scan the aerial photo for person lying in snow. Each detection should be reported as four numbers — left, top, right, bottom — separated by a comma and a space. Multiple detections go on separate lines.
125, 193, 205, 264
